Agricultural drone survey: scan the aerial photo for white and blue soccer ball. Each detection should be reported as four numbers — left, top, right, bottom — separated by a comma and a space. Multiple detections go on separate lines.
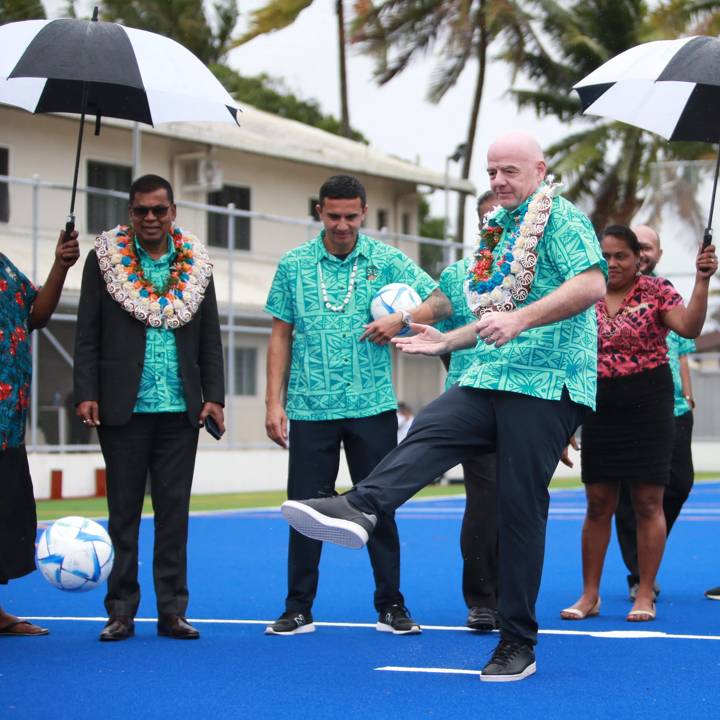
36, 516, 114, 592
369, 283, 422, 336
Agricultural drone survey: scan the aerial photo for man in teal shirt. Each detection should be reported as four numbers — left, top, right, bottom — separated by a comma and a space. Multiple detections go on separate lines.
264, 174, 450, 635
437, 190, 499, 633
614, 225, 697, 601
75, 175, 225, 642
281, 134, 608, 681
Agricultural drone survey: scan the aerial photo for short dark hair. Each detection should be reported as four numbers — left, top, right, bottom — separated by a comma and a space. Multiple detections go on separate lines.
319, 175, 366, 207
476, 190, 496, 211
129, 174, 174, 206
601, 224, 640, 254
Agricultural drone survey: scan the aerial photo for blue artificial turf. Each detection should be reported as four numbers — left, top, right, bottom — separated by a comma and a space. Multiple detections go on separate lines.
2, 482, 720, 718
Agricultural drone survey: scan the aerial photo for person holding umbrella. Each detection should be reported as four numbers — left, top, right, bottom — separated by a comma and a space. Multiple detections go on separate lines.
1, 231, 80, 636
561, 225, 717, 623
74, 174, 225, 642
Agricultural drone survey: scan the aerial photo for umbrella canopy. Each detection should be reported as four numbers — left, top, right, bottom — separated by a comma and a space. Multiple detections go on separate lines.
0, 17, 240, 125
0, 11, 241, 234
573, 36, 720, 246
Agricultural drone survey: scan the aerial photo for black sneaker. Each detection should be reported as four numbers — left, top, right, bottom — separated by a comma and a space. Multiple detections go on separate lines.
264, 611, 315, 636
281, 496, 377, 548
467, 606, 498, 633
705, 586, 720, 600
376, 604, 421, 635
480, 638, 536, 682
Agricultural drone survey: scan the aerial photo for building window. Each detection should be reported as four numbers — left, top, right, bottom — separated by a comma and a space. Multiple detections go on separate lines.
377, 209, 388, 230
309, 197, 320, 221
226, 346, 257, 396
402, 212, 411, 235
0, 147, 9, 223
86, 161, 132, 234
207, 185, 251, 250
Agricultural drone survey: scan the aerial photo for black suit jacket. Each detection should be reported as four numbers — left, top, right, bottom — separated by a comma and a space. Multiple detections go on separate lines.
74, 250, 225, 427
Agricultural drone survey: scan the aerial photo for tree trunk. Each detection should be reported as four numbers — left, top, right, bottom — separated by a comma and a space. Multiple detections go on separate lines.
454, 4, 488, 250
336, 0, 351, 138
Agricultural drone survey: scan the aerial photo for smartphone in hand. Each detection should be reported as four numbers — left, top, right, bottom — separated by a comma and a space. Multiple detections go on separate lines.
204, 414, 224, 440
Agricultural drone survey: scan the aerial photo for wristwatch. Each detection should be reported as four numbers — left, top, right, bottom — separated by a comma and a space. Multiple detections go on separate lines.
399, 309, 413, 329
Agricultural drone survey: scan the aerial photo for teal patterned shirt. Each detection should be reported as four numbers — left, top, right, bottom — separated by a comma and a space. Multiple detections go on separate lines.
458, 193, 607, 410
133, 238, 187, 414
265, 232, 438, 420
667, 332, 695, 416
437, 258, 477, 390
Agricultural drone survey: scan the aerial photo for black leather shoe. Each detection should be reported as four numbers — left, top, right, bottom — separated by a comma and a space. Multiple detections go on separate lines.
157, 615, 200, 639
99, 616, 134, 641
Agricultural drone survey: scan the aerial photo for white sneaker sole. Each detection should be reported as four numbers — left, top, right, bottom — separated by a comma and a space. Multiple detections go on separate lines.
264, 623, 316, 636
480, 661, 536, 682
281, 501, 369, 549
376, 622, 422, 635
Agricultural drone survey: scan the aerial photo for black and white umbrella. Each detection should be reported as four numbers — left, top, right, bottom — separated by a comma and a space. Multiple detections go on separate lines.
0, 8, 241, 236
573, 36, 720, 247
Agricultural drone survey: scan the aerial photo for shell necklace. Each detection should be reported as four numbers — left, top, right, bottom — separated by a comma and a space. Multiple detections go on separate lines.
318, 256, 359, 312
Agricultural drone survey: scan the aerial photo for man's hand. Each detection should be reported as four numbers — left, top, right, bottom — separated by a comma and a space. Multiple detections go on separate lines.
560, 435, 580, 468
265, 402, 289, 448
475, 311, 528, 348
392, 323, 449, 356
199, 401, 225, 433
76, 400, 100, 427
360, 313, 404, 345
55, 229, 80, 269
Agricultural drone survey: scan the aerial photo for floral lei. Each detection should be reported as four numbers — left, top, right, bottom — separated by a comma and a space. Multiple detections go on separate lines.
464, 178, 562, 317
95, 225, 213, 329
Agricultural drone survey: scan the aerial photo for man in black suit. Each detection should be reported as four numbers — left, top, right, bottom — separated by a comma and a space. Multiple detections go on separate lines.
74, 174, 224, 642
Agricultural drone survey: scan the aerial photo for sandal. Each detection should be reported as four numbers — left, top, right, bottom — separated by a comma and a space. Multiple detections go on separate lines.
0, 619, 49, 636
560, 598, 601, 620
627, 603, 656, 622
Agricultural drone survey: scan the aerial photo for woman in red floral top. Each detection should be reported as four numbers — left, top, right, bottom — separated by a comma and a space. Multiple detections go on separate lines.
561, 225, 717, 623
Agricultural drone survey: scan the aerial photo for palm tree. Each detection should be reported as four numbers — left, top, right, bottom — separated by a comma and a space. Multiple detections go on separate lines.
507, 0, 720, 229
232, 0, 353, 138
100, 0, 238, 65
352, 0, 533, 246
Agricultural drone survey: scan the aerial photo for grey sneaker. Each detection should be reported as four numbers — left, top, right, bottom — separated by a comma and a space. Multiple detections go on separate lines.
480, 638, 536, 682
281, 496, 377, 549
467, 606, 498, 633
376, 604, 421, 635
265, 611, 315, 635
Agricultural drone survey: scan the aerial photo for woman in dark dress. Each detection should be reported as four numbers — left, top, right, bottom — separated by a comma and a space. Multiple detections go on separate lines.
561, 225, 717, 623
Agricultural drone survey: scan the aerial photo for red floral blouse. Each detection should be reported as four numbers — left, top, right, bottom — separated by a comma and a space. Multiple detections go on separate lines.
596, 275, 683, 379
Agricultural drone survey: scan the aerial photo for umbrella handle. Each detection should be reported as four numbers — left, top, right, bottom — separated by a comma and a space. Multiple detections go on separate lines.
64, 215, 75, 244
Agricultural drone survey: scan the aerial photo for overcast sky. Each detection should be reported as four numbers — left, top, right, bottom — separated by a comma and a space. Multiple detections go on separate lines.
53, 0, 571, 240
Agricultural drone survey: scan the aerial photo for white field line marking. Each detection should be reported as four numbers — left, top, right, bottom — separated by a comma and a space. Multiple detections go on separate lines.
22, 617, 720, 640
377, 666, 481, 675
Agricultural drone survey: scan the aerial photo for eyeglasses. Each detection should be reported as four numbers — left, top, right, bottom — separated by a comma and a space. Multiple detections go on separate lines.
130, 205, 171, 218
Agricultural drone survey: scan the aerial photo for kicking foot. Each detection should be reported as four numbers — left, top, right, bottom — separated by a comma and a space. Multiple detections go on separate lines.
281, 496, 377, 548
560, 597, 601, 620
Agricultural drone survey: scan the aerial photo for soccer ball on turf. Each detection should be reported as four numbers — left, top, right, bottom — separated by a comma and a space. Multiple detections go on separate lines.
36, 516, 114, 592
369, 283, 422, 336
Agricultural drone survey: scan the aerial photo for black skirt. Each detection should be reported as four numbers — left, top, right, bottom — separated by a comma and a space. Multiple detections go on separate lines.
581, 364, 674, 486
0, 445, 37, 583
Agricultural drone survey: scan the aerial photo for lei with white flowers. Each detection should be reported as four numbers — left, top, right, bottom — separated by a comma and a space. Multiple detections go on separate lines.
95, 225, 213, 329
464, 178, 562, 317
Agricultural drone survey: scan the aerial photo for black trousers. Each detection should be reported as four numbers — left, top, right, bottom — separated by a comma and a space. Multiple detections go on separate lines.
615, 410, 694, 584
461, 453, 498, 610
349, 385, 586, 645
97, 413, 199, 618
286, 411, 404, 614
0, 446, 37, 584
